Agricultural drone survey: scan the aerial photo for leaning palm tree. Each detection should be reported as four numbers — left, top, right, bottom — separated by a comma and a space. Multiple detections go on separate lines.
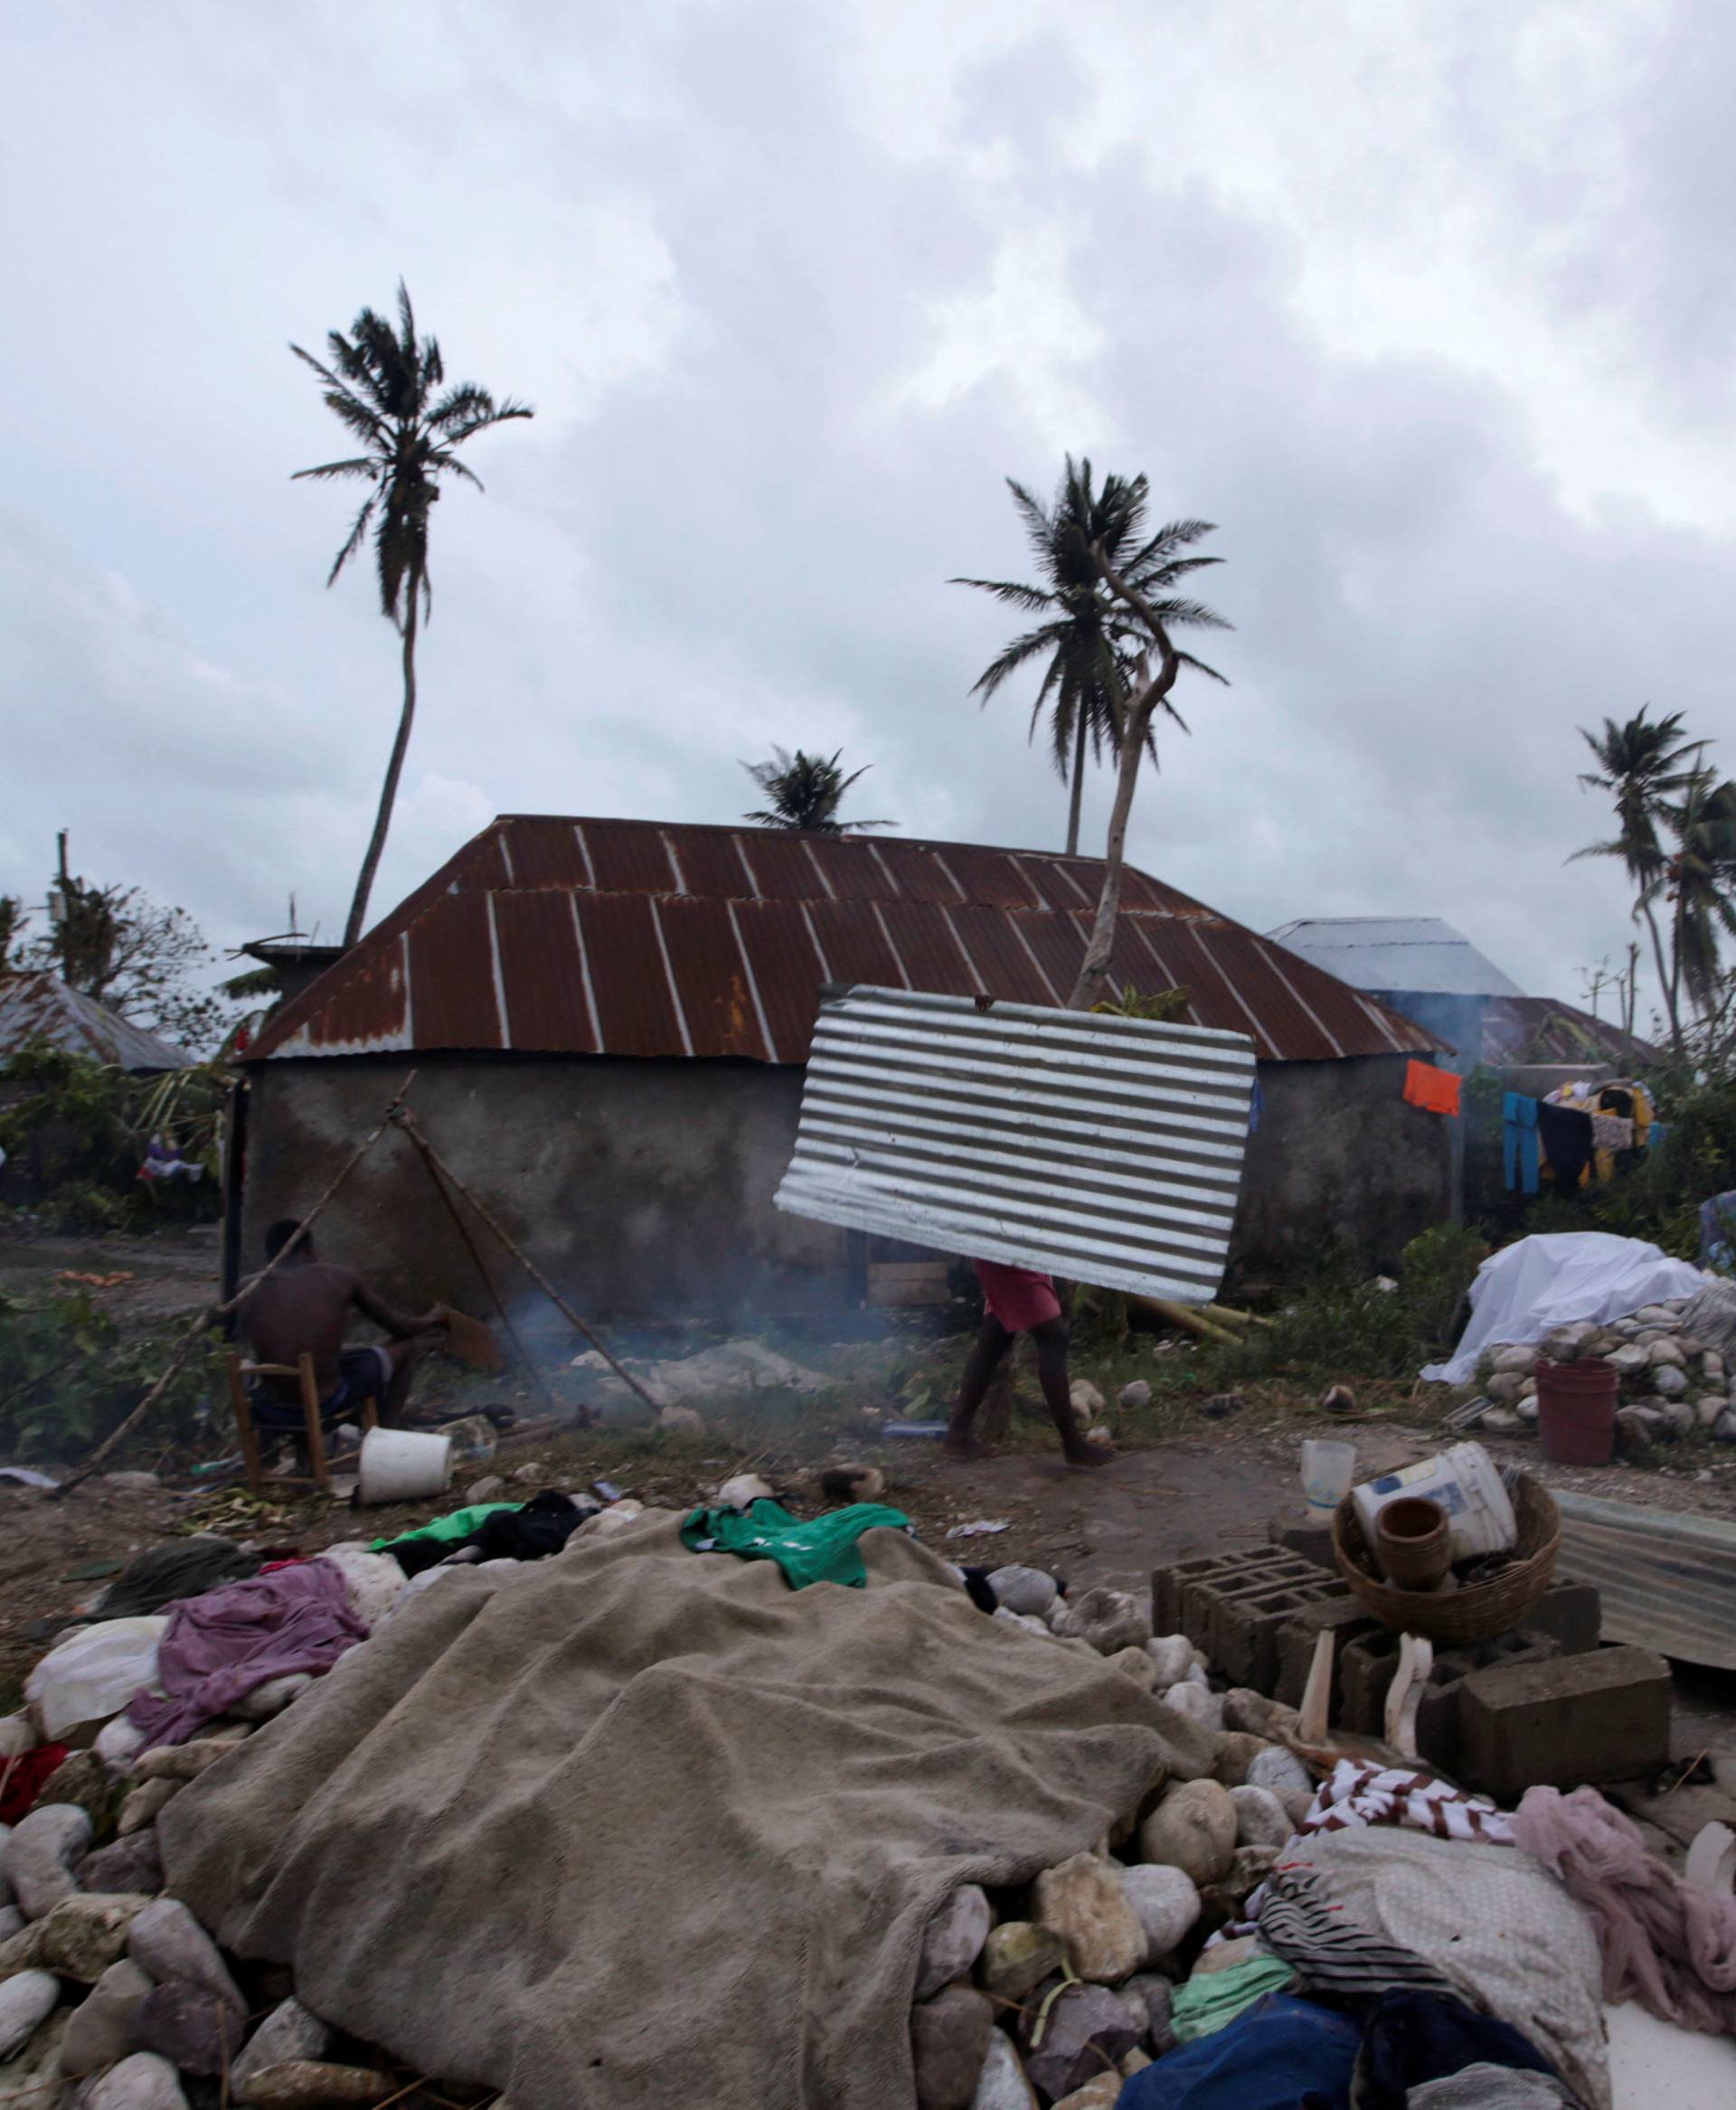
292, 284, 533, 946
954, 460, 1157, 854
966, 462, 1229, 1008
1656, 771, 1736, 1025
741, 749, 892, 832
1572, 708, 1704, 1051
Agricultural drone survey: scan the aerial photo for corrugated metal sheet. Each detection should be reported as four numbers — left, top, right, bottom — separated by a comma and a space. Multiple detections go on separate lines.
1269, 918, 1526, 999
0, 972, 192, 1072
1479, 997, 1661, 1067
247, 816, 1448, 1067
774, 986, 1256, 1299
1553, 1490, 1736, 1671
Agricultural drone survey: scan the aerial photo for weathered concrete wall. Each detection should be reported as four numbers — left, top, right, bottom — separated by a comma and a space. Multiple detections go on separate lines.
240, 1054, 848, 1325
1233, 1055, 1454, 1270
241, 1047, 1455, 1322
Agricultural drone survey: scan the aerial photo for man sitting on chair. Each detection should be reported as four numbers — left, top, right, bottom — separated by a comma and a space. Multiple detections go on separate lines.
241, 1220, 447, 1429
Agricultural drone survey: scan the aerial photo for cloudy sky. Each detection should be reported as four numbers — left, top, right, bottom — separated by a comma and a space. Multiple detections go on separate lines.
4, 0, 1733, 1028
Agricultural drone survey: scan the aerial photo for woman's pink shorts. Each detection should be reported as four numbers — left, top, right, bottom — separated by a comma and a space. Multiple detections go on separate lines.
972, 1259, 1062, 1333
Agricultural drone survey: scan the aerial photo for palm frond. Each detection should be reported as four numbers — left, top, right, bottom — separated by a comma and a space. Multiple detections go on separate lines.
326, 492, 379, 586
290, 457, 379, 483
950, 575, 1056, 612
1171, 648, 1230, 685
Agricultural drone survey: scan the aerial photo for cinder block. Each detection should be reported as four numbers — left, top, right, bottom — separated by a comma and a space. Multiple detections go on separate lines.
1341, 1629, 1403, 1735
1268, 1509, 1336, 1570
1521, 1578, 1602, 1657
1164, 1544, 1350, 1671
1152, 1546, 1298, 1648
1415, 1630, 1560, 1774
1212, 1575, 1350, 1691
1459, 1644, 1672, 1800
1275, 1597, 1381, 1711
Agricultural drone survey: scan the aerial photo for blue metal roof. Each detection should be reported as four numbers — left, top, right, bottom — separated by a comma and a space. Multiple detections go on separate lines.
1266, 917, 1525, 1000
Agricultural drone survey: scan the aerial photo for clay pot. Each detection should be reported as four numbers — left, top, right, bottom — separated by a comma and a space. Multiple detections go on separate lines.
1373, 1496, 1452, 1590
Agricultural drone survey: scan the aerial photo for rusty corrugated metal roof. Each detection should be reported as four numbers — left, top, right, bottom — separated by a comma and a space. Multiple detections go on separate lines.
1479, 996, 1662, 1068
0, 972, 193, 1072
245, 817, 1448, 1067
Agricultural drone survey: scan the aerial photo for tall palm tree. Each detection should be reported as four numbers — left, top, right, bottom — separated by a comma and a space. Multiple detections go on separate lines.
955, 459, 1168, 855
293, 284, 533, 947
1657, 771, 1736, 1025
965, 462, 1228, 1009
1573, 708, 1704, 1050
741, 749, 893, 832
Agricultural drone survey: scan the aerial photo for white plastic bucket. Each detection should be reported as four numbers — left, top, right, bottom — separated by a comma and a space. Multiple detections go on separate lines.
357, 1427, 453, 1507
1350, 1441, 1515, 1560
1299, 1440, 1357, 1520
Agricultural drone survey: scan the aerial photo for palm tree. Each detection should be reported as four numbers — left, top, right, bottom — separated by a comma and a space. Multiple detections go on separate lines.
1657, 771, 1736, 1025
741, 749, 893, 832
292, 284, 533, 947
966, 463, 1228, 1009
1573, 708, 1704, 1050
954, 460, 1158, 854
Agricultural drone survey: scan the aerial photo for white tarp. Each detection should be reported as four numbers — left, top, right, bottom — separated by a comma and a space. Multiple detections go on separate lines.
1421, 1232, 1707, 1386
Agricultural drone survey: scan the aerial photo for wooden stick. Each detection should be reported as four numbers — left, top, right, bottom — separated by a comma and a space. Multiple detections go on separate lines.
1203, 1303, 1273, 1329
393, 1110, 657, 1415
1130, 1295, 1243, 1348
402, 1128, 563, 1418
52, 1073, 417, 1498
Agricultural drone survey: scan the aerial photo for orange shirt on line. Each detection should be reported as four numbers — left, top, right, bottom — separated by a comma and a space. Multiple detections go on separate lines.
1403, 1060, 1462, 1117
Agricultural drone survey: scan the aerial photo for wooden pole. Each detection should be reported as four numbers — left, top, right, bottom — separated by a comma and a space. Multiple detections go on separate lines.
392, 1109, 659, 1415
52, 1073, 418, 1498
402, 1124, 564, 1418
1129, 1294, 1243, 1348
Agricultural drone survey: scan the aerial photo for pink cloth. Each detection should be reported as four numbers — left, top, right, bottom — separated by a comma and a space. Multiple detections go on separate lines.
972, 1259, 1061, 1333
128, 1560, 368, 1751
1513, 1784, 1736, 2034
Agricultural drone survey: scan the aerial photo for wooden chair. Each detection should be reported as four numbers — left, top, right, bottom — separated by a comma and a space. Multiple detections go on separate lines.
226, 1352, 377, 1494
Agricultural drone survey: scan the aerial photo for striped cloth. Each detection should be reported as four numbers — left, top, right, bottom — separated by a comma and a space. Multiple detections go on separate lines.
1300, 1758, 1515, 1845
1256, 1861, 1458, 2002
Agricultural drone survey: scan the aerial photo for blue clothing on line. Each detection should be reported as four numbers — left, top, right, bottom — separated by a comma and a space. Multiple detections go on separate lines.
1503, 1092, 1541, 1196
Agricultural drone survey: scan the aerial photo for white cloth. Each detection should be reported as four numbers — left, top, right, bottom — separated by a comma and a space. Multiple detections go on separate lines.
1422, 1233, 1706, 1386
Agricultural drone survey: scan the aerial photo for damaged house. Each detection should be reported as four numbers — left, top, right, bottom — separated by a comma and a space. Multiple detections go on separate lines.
232, 817, 1450, 1319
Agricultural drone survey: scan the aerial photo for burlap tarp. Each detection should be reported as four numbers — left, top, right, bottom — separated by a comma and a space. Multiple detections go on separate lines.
161, 1512, 1217, 2110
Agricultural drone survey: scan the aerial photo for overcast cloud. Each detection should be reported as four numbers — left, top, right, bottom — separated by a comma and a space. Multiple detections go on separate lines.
4, 0, 1734, 1028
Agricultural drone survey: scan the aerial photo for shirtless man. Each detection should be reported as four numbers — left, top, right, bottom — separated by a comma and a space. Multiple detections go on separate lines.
240, 1220, 447, 1428
945, 1259, 1111, 1468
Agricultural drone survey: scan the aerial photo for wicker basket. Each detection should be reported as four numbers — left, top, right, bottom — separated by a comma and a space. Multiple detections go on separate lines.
1331, 1474, 1561, 1646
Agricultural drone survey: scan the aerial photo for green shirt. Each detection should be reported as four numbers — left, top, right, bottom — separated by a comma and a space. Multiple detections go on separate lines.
371, 1501, 521, 1555
679, 1498, 911, 1589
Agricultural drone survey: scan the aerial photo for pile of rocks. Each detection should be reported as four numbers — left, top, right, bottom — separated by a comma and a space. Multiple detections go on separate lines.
1473, 1299, 1736, 1449
0, 1744, 412, 2109
909, 1567, 1317, 2109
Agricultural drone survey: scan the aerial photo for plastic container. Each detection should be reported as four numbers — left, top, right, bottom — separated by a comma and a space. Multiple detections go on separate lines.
1350, 1441, 1515, 1562
1299, 1439, 1357, 1520
356, 1427, 453, 1507
1533, 1356, 1618, 1466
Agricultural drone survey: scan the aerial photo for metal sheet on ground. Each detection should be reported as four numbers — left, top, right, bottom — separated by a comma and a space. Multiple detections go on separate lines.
773, 984, 1256, 1302
1554, 1489, 1736, 1671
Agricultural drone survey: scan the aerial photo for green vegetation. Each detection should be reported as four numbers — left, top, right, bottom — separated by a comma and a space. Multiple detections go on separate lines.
0, 1045, 227, 1230
0, 1285, 222, 1461
740, 749, 892, 833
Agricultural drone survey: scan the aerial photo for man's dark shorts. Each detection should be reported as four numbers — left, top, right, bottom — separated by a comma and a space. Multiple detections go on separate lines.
250, 1344, 391, 1429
